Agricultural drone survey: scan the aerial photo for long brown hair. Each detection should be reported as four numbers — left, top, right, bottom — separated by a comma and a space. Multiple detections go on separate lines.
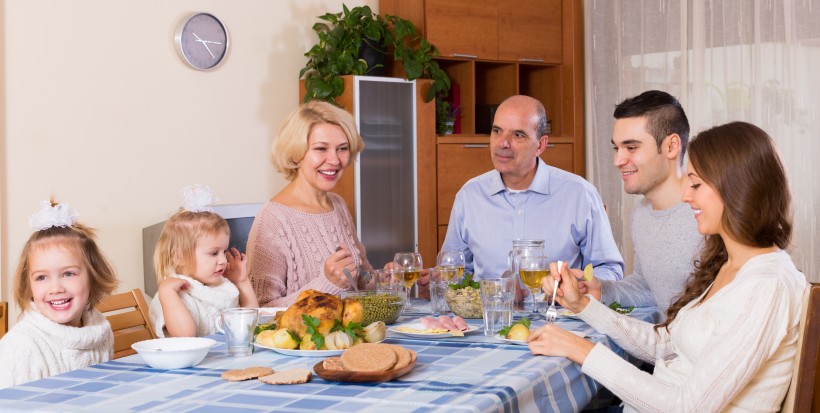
657, 121, 792, 331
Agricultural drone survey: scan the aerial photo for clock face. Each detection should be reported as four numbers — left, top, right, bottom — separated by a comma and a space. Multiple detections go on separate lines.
175, 13, 229, 71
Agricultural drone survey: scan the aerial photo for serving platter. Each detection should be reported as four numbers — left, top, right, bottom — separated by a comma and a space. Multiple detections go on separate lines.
254, 342, 343, 357
388, 322, 479, 339
313, 359, 415, 382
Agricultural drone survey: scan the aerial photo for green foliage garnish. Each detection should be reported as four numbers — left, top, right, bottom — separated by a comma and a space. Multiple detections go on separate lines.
253, 322, 277, 337
449, 272, 480, 290
302, 314, 325, 349
331, 319, 364, 340
497, 317, 531, 336
288, 330, 302, 344
608, 301, 635, 314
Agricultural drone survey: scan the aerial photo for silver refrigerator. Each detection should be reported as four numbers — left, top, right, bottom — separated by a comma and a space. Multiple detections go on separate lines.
352, 76, 418, 267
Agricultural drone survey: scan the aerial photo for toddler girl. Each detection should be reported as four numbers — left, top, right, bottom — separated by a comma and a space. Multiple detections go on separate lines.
149, 185, 258, 337
0, 200, 119, 388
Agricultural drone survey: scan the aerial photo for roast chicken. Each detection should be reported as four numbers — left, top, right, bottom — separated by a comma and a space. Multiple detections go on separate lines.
275, 290, 363, 336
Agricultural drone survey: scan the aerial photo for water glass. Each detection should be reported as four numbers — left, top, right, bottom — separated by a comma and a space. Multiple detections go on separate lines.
428, 267, 450, 316
219, 308, 258, 357
374, 269, 403, 294
479, 277, 516, 336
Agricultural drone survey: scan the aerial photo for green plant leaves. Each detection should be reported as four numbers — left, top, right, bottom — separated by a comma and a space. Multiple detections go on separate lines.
301, 4, 451, 104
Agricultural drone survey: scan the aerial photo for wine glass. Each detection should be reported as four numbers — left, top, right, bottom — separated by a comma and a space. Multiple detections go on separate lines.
518, 255, 549, 321
436, 250, 465, 283
393, 252, 423, 312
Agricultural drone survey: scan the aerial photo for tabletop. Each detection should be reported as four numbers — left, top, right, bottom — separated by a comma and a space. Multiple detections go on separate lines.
0, 307, 660, 413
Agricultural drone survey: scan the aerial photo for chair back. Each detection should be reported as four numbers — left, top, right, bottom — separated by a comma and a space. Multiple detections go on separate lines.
781, 283, 820, 412
0, 301, 8, 339
97, 289, 157, 359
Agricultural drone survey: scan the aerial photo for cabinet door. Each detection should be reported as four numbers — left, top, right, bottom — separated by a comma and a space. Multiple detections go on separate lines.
425, 0, 498, 59
437, 143, 494, 226
498, 0, 562, 63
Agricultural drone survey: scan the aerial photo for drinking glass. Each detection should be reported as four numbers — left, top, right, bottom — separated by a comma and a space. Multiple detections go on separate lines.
436, 250, 465, 283
518, 256, 549, 321
218, 308, 259, 357
393, 252, 423, 312
479, 277, 516, 336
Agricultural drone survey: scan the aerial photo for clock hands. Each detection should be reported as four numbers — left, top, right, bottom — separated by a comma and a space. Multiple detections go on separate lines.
192, 32, 222, 60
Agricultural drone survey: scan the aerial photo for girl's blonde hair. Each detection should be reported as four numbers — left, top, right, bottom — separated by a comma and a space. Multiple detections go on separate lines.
153, 210, 230, 282
271, 100, 365, 181
13, 223, 119, 313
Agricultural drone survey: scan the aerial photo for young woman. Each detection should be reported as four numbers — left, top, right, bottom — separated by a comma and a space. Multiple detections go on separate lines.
529, 121, 807, 412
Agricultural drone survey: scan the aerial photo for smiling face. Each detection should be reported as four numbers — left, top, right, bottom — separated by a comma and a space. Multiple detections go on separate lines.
612, 117, 674, 197
28, 242, 90, 327
191, 231, 230, 286
683, 160, 725, 236
296, 123, 351, 192
490, 98, 547, 189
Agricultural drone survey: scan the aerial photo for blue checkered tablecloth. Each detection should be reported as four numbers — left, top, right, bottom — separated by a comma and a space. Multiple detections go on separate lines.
0, 308, 660, 413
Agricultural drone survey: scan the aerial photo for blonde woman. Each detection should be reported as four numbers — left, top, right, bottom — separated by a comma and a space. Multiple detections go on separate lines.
248, 101, 374, 307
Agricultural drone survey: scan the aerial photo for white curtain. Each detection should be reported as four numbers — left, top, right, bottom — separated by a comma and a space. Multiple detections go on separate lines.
585, 0, 819, 282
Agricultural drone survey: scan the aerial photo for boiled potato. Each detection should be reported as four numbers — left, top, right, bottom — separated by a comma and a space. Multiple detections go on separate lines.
507, 324, 530, 341
272, 328, 298, 349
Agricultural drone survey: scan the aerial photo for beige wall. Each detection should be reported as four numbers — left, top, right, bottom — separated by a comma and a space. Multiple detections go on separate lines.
0, 0, 374, 326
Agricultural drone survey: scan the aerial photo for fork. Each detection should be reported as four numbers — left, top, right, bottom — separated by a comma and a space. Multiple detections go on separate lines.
545, 261, 563, 323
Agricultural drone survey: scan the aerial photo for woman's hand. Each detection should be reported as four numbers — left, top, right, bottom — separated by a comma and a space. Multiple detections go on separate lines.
527, 324, 595, 364
543, 261, 590, 314
324, 245, 357, 289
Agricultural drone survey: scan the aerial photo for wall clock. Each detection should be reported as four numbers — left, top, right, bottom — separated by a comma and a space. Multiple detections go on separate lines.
174, 12, 229, 71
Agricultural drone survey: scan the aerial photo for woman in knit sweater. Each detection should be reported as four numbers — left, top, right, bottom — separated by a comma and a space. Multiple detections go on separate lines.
0, 200, 118, 388
529, 121, 806, 412
248, 101, 375, 307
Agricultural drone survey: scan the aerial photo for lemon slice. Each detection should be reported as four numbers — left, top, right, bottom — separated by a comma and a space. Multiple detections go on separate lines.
583, 264, 594, 281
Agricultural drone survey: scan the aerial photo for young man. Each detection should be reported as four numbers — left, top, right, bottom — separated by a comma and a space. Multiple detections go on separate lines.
581, 90, 703, 316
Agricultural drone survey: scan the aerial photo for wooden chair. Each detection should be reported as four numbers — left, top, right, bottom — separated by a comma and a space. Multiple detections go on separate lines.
0, 301, 8, 339
781, 283, 820, 413
97, 289, 157, 359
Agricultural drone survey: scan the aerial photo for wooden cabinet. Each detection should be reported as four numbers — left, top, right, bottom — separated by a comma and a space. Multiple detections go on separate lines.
498, 0, 563, 63
424, 0, 498, 59
380, 0, 584, 252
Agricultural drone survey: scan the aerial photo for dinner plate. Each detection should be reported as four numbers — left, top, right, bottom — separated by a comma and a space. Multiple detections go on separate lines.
254, 342, 343, 357
254, 339, 385, 357
388, 322, 479, 339
495, 335, 528, 346
495, 330, 585, 345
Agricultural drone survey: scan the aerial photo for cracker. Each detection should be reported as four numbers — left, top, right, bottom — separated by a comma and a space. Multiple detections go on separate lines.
322, 357, 346, 371
258, 369, 312, 385
385, 344, 412, 370
221, 366, 274, 382
340, 343, 397, 372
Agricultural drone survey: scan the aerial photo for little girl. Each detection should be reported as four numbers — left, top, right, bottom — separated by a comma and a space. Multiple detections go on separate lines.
0, 200, 119, 388
149, 185, 259, 337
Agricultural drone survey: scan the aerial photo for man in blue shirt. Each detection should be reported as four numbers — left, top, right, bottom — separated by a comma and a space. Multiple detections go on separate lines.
441, 95, 624, 298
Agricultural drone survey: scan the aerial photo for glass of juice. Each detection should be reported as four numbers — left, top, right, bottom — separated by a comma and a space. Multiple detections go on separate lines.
393, 252, 423, 312
519, 255, 549, 321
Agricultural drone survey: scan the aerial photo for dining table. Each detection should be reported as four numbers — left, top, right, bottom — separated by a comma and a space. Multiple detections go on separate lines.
0, 305, 660, 413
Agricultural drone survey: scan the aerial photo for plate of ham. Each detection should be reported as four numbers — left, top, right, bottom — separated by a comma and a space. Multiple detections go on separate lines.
388, 316, 478, 339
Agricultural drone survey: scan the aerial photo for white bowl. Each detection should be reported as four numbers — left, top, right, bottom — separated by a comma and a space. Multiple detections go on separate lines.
131, 337, 217, 369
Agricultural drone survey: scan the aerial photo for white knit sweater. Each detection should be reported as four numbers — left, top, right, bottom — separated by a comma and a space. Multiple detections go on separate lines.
0, 306, 113, 388
149, 274, 240, 338
580, 251, 806, 412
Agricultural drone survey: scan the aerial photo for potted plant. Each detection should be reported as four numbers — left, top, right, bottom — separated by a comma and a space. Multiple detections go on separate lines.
436, 99, 461, 135
300, 4, 450, 105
